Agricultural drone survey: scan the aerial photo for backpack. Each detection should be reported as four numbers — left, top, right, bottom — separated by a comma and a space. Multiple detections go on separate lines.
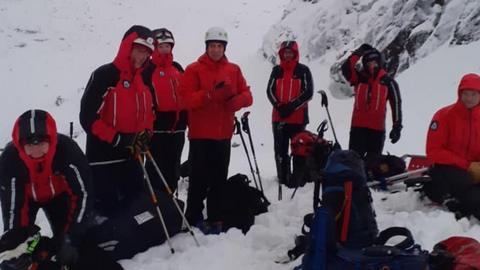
328, 227, 430, 269
295, 213, 429, 270
85, 190, 184, 260
430, 236, 480, 270
289, 130, 333, 188
322, 150, 378, 248
220, 174, 270, 233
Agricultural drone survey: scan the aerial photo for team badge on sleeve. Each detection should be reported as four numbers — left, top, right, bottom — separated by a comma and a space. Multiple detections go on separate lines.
430, 121, 438, 131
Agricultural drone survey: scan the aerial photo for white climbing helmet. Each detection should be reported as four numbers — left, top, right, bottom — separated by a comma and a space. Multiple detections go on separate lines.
205, 26, 228, 43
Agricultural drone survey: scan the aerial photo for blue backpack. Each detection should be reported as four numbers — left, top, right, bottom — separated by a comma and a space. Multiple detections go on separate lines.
295, 150, 429, 270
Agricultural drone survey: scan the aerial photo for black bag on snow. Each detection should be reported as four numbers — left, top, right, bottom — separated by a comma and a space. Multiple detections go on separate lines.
220, 174, 270, 233
85, 190, 184, 260
0, 225, 123, 270
365, 154, 406, 181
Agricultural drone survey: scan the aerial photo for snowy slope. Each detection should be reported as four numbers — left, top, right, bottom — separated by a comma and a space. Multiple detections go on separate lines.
1, 1, 480, 269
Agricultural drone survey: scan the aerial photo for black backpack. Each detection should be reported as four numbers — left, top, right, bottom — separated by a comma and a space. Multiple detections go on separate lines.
220, 174, 270, 233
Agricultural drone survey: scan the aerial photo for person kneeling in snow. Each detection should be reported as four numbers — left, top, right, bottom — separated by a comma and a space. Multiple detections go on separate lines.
424, 73, 480, 219
0, 110, 94, 268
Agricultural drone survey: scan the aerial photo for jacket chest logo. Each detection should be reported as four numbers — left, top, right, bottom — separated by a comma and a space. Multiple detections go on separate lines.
159, 71, 165, 77
123, 80, 131, 88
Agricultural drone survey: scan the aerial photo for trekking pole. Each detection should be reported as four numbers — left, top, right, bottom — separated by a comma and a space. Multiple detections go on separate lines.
136, 154, 175, 254
69, 122, 73, 139
319, 90, 340, 148
275, 123, 285, 201
234, 117, 259, 189
240, 112, 265, 195
144, 150, 200, 247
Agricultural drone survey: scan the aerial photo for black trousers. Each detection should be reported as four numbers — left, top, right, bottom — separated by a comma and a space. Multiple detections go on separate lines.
26, 193, 70, 240
423, 164, 480, 218
272, 123, 305, 183
349, 127, 385, 158
90, 160, 144, 217
185, 139, 231, 224
146, 132, 185, 192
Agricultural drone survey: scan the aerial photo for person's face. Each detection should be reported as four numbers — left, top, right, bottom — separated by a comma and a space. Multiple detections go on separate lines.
24, 141, 50, 159
206, 42, 225, 62
461, 89, 480, 109
156, 43, 172, 54
130, 44, 151, 69
283, 48, 295, 61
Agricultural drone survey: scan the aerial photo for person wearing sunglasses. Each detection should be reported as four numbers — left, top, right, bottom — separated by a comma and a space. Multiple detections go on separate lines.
142, 28, 186, 193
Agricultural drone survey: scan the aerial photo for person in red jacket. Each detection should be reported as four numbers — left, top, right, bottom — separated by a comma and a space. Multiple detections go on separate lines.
341, 44, 402, 159
142, 28, 186, 193
80, 25, 155, 217
0, 110, 93, 268
179, 26, 253, 232
266, 40, 313, 188
424, 73, 480, 219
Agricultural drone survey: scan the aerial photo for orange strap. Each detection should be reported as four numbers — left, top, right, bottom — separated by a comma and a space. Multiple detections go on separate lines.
340, 181, 353, 242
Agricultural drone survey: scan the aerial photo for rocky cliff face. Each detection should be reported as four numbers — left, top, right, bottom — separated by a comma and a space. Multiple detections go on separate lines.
262, 0, 480, 77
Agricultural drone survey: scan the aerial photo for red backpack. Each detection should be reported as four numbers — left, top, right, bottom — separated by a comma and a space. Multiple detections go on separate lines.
430, 236, 480, 270
291, 131, 318, 157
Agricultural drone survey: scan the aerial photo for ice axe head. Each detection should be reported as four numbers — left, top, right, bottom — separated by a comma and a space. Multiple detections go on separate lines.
316, 120, 328, 138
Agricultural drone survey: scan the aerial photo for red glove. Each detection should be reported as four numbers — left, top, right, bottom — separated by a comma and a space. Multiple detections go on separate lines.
208, 81, 234, 102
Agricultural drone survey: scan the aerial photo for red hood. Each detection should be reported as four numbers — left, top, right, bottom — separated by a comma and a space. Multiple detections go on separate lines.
12, 110, 57, 185
279, 41, 299, 69
113, 26, 153, 81
457, 73, 480, 97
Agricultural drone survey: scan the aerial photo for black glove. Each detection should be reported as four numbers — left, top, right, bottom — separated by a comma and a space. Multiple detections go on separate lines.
277, 103, 296, 119
56, 236, 78, 267
389, 124, 402, 144
353, 43, 374, 56
113, 133, 136, 148
113, 131, 151, 155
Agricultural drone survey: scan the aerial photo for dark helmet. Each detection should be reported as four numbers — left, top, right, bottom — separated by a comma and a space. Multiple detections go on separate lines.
153, 28, 175, 46
15, 110, 53, 145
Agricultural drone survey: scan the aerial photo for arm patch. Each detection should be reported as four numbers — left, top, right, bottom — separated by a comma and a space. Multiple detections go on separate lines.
430, 120, 438, 131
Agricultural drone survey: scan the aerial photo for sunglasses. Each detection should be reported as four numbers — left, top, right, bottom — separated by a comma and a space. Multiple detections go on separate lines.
155, 30, 173, 40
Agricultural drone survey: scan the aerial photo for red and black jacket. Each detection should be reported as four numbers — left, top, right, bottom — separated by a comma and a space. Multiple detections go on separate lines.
341, 51, 402, 131
267, 41, 313, 124
427, 74, 480, 170
80, 26, 155, 164
179, 53, 253, 140
142, 51, 187, 134
0, 111, 93, 242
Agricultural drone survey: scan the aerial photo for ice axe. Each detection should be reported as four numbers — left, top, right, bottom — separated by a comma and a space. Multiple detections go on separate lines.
319, 90, 340, 148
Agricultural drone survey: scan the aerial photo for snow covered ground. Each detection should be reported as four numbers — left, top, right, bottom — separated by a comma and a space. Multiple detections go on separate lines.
1, 0, 480, 269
